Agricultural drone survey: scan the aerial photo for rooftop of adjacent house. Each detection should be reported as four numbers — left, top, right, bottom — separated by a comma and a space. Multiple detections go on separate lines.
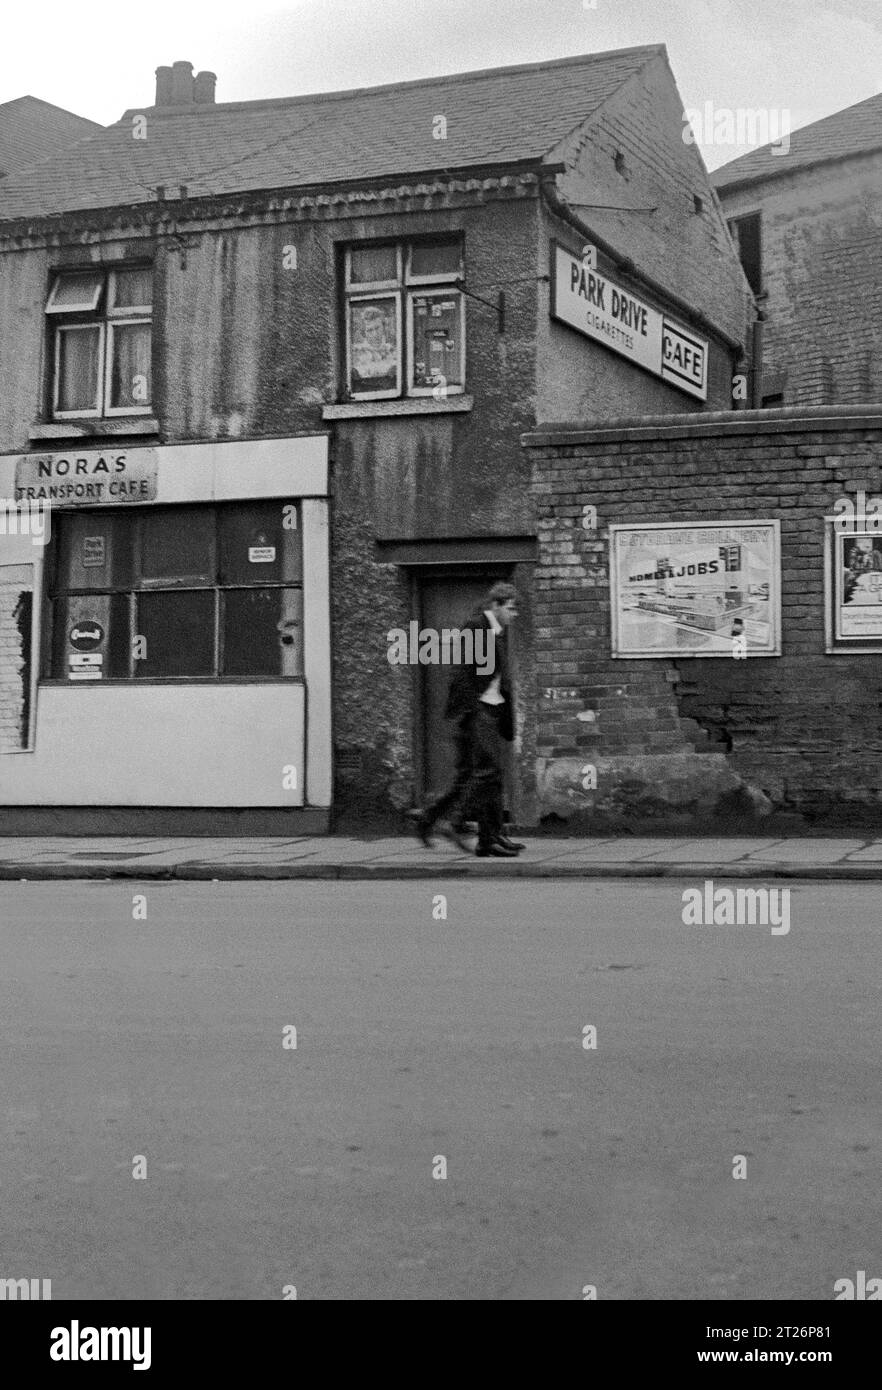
712, 89, 882, 191
0, 46, 664, 222
0, 96, 102, 179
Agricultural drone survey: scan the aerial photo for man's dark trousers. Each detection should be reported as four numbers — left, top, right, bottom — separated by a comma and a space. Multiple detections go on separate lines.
422, 713, 473, 830
466, 704, 506, 850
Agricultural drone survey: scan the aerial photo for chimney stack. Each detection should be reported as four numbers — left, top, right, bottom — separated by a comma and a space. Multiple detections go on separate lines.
154, 66, 173, 106
170, 60, 195, 105
194, 70, 217, 104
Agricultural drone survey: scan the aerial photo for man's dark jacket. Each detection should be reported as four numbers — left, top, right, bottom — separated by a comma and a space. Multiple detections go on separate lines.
444, 609, 515, 741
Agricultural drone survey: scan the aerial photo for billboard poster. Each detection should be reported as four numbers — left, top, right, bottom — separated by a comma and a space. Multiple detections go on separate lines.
825, 525, 882, 652
610, 521, 781, 657
0, 562, 36, 750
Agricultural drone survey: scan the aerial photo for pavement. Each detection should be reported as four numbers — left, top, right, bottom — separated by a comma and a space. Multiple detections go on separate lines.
4, 831, 882, 879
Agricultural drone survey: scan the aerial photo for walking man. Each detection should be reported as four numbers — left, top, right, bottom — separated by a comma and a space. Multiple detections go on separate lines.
410, 581, 524, 857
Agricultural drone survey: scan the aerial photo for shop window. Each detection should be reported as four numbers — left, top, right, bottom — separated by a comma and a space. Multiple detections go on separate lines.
44, 502, 303, 682
46, 266, 153, 419
727, 213, 762, 296
343, 238, 464, 399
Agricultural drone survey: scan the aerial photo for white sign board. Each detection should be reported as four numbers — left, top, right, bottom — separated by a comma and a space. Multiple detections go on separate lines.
15, 449, 158, 506
551, 242, 709, 401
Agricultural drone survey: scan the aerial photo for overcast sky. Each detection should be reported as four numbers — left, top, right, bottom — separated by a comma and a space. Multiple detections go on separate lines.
4, 0, 880, 170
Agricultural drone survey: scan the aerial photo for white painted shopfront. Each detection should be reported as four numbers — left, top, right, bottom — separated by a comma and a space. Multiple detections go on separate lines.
0, 436, 331, 824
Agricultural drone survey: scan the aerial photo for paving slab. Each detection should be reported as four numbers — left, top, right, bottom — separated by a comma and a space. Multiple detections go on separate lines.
744, 838, 867, 862
843, 842, 882, 860
635, 838, 785, 862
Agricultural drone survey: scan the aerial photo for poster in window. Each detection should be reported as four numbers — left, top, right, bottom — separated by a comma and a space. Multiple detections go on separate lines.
0, 563, 36, 750
349, 298, 398, 394
826, 525, 882, 651
610, 521, 781, 657
411, 295, 461, 389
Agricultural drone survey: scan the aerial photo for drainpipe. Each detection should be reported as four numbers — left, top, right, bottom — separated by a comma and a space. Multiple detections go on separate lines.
750, 311, 765, 409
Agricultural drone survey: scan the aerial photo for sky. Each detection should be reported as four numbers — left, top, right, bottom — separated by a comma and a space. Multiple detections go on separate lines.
3, 0, 881, 170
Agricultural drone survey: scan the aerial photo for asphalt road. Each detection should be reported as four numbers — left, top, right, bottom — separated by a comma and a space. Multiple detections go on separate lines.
0, 879, 879, 1300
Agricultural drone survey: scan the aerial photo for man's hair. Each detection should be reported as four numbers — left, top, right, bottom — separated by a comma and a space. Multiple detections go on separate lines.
484, 580, 519, 608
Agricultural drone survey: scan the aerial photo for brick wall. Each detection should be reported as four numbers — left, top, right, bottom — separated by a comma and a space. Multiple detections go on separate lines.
718, 152, 882, 406
524, 405, 882, 830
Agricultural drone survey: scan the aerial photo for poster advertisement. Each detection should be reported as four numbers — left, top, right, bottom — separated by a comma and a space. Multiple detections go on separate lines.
826, 525, 882, 651
610, 521, 781, 657
0, 562, 36, 750
348, 297, 399, 395
550, 242, 708, 401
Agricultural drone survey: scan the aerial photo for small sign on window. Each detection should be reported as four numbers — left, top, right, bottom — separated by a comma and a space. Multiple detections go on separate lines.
82, 536, 106, 567
248, 546, 276, 563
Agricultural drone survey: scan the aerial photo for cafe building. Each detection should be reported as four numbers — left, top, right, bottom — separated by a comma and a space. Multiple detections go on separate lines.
0, 48, 750, 832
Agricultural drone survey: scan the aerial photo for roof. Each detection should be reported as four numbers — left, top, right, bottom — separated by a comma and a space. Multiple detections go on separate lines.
0, 96, 102, 179
0, 46, 663, 222
713, 89, 882, 191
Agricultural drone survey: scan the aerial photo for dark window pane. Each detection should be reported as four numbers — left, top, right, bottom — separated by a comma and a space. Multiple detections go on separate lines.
348, 296, 398, 394
107, 593, 132, 677
139, 508, 214, 587
218, 502, 302, 585
54, 513, 133, 592
409, 240, 461, 278
109, 322, 152, 408
56, 326, 101, 411
222, 587, 303, 676
112, 267, 152, 309
410, 293, 463, 388
349, 245, 397, 284
728, 213, 762, 295
134, 591, 215, 676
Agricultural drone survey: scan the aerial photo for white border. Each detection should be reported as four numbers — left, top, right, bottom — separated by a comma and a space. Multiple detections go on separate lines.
609, 519, 782, 658
823, 517, 882, 654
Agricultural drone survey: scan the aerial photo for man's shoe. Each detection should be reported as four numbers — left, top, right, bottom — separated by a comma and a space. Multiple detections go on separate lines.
407, 808, 435, 848
495, 834, 525, 852
475, 841, 518, 858
438, 819, 473, 852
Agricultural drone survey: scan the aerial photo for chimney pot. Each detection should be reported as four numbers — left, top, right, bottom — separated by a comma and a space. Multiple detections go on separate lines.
155, 65, 173, 106
170, 60, 195, 105
194, 71, 217, 104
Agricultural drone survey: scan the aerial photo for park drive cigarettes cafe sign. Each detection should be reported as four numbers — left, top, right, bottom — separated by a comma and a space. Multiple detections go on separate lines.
550, 242, 708, 401
15, 448, 158, 506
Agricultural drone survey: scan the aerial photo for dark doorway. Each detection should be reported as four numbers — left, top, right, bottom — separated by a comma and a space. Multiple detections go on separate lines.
414, 568, 510, 801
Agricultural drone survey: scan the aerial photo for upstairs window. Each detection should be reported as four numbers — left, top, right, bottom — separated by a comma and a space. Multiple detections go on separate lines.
46, 267, 153, 419
727, 213, 762, 297
343, 238, 464, 400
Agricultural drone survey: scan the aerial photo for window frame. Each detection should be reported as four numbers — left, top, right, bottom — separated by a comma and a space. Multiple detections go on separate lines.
52, 321, 105, 419
406, 287, 466, 398
344, 290, 403, 401
46, 265, 153, 421
104, 317, 154, 416
42, 502, 305, 685
343, 237, 465, 402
